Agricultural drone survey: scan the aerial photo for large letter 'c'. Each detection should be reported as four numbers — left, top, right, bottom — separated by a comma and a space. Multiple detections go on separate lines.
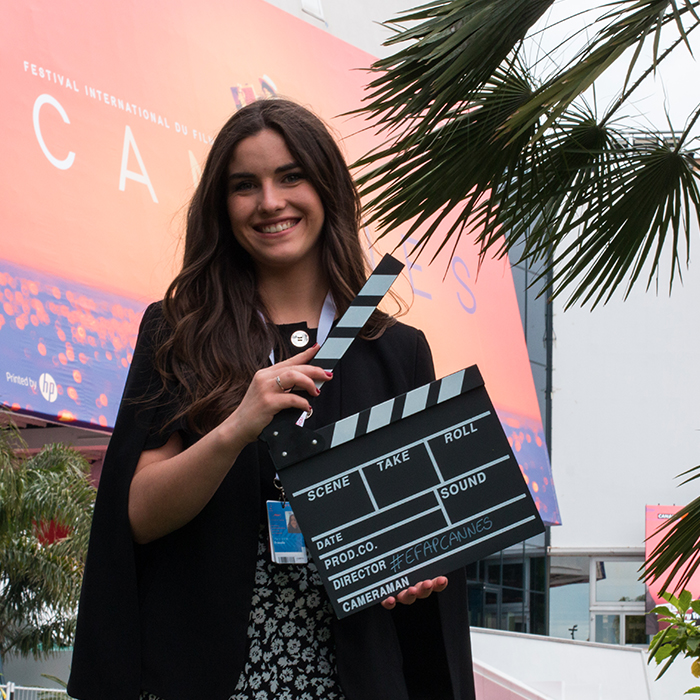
32, 94, 75, 170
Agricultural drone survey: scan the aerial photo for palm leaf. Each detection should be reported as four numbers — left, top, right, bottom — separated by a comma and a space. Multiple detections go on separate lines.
506, 0, 700, 142
357, 0, 553, 140
355, 0, 700, 306
541, 138, 700, 307
0, 423, 96, 660
356, 61, 539, 262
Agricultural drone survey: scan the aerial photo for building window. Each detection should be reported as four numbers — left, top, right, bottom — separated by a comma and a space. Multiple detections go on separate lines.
591, 559, 646, 645
549, 555, 647, 645
549, 556, 590, 640
466, 532, 547, 635
593, 613, 647, 645
594, 560, 645, 602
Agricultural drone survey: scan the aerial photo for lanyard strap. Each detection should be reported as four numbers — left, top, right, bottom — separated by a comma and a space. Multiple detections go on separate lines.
266, 291, 336, 427
267, 291, 336, 365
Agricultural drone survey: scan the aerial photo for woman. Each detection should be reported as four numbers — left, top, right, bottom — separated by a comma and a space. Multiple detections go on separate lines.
68, 99, 476, 700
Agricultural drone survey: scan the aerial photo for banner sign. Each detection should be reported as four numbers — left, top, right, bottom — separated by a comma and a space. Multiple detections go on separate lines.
645, 505, 700, 607
265, 366, 545, 617
0, 258, 141, 428
1, 0, 559, 523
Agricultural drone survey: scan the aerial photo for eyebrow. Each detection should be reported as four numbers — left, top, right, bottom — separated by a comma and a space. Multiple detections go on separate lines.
228, 161, 301, 180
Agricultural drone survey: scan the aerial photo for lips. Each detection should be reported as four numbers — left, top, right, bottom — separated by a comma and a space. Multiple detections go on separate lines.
256, 219, 299, 234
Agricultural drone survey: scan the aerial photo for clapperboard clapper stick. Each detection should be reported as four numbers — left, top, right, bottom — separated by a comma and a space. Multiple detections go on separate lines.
260, 253, 404, 445
260, 255, 545, 619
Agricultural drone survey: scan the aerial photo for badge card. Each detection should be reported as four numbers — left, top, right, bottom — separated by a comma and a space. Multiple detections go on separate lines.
266, 500, 308, 565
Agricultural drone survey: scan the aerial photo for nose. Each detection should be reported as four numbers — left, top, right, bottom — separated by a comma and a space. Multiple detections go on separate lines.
258, 181, 285, 214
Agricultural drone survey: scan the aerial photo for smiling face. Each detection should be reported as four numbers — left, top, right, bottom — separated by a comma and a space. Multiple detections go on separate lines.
226, 128, 325, 278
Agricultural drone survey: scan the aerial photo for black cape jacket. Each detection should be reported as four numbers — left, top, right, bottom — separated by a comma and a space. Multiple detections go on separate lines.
68, 303, 476, 700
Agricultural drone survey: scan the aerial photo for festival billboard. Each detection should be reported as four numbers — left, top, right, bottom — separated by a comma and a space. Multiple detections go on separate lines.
0, 0, 559, 524
645, 505, 700, 606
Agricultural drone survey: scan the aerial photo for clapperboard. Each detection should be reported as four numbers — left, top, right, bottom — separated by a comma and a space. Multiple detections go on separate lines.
261, 254, 545, 618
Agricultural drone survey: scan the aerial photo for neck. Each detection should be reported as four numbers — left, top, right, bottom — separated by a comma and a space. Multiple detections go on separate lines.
257, 263, 330, 326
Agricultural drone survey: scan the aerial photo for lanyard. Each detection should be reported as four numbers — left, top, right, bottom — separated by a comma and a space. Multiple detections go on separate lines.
267, 291, 336, 365
267, 291, 336, 427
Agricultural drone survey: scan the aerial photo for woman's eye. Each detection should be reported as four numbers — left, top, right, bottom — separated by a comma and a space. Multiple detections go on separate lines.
231, 180, 254, 193
284, 172, 304, 184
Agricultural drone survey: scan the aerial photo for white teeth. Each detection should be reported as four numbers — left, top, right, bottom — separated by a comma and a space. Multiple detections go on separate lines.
259, 220, 297, 234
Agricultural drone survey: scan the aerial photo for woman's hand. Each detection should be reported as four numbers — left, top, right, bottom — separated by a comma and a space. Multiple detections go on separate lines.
226, 343, 332, 444
130, 344, 332, 544
380, 576, 449, 610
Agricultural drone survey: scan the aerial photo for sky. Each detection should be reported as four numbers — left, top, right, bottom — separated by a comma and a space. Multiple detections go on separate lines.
527, 0, 700, 139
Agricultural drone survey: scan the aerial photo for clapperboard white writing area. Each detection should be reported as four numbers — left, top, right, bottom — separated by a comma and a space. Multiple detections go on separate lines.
261, 254, 545, 618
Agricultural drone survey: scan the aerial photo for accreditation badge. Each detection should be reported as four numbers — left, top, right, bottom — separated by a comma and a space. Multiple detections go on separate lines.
266, 500, 308, 564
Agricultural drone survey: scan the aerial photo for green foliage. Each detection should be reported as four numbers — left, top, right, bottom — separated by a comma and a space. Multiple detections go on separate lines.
354, 0, 700, 307
0, 419, 96, 661
649, 590, 700, 692
37, 673, 69, 699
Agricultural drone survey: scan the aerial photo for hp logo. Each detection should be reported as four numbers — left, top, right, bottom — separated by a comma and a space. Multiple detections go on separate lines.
39, 373, 58, 403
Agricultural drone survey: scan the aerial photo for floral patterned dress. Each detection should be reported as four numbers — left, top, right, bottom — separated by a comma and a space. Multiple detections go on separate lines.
140, 326, 346, 699
140, 528, 345, 700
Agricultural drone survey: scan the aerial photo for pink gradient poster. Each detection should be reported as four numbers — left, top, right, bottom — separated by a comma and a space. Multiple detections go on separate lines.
0, 0, 559, 523
646, 505, 700, 605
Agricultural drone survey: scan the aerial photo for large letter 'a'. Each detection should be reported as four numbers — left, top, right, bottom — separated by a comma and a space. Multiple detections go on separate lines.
119, 125, 158, 203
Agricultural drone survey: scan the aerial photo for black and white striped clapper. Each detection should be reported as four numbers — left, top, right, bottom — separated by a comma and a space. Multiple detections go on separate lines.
309, 252, 403, 373
260, 253, 404, 441
269, 367, 485, 466
264, 365, 545, 619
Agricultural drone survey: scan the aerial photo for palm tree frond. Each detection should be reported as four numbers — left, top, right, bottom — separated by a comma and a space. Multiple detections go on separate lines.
354, 0, 700, 307
357, 61, 539, 249
0, 424, 95, 661
355, 0, 553, 139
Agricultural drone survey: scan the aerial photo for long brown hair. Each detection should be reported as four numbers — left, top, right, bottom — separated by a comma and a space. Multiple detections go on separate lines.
154, 99, 391, 434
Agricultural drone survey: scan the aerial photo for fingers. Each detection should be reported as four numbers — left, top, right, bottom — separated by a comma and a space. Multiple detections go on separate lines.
231, 346, 333, 444
433, 576, 449, 593
271, 344, 332, 395
263, 388, 314, 415
380, 577, 449, 609
395, 581, 426, 606
273, 368, 327, 397
274, 343, 320, 367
